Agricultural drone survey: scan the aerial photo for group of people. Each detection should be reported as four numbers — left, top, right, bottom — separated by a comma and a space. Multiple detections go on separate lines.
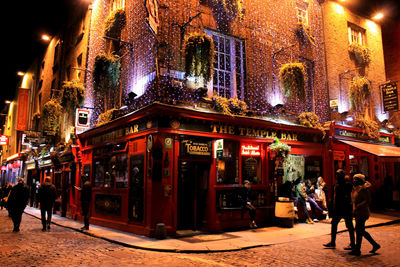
2, 176, 92, 233
324, 169, 380, 256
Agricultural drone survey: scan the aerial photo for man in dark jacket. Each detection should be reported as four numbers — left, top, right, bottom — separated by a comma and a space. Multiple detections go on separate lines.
38, 177, 57, 231
323, 169, 355, 249
7, 178, 29, 232
80, 180, 92, 230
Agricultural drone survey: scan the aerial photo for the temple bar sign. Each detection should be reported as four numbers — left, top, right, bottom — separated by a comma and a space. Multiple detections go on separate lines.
381, 81, 399, 112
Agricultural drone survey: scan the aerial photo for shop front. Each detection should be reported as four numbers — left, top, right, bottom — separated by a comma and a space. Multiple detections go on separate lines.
329, 122, 400, 193
78, 103, 326, 236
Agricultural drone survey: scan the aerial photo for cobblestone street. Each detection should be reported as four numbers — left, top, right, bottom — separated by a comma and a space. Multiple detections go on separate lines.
1, 209, 399, 266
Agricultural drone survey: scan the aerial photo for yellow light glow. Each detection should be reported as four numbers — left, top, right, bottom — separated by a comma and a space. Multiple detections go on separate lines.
373, 13, 384, 20
42, 34, 50, 41
333, 3, 344, 15
17, 72, 25, 76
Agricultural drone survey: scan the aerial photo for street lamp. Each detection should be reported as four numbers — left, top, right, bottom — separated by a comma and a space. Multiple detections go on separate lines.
17, 72, 25, 76
373, 13, 384, 20
42, 34, 51, 41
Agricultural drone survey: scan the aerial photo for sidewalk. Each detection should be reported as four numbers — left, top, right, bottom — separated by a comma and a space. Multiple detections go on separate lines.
24, 207, 400, 253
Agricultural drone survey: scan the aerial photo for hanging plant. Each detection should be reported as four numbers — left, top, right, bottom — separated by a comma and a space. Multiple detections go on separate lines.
212, 94, 248, 116
96, 108, 119, 126
104, 8, 126, 39
349, 76, 371, 111
298, 112, 325, 137
279, 62, 306, 99
61, 80, 85, 111
297, 22, 315, 46
42, 99, 62, 136
269, 138, 291, 161
352, 115, 380, 140
184, 33, 215, 83
348, 42, 371, 66
210, 0, 244, 20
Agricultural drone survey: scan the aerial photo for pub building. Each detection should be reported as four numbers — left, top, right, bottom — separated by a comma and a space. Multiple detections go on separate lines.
77, 103, 326, 236
328, 122, 400, 190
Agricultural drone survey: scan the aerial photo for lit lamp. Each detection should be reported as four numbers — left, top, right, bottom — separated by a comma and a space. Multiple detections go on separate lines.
373, 13, 384, 20
42, 34, 51, 41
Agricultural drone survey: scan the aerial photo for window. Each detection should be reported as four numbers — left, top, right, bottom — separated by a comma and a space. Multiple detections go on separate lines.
207, 30, 245, 99
94, 153, 128, 188
111, 0, 125, 12
217, 140, 239, 184
296, 7, 308, 25
348, 23, 365, 45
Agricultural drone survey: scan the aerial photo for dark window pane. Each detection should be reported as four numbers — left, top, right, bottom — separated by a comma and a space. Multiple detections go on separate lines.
226, 55, 231, 70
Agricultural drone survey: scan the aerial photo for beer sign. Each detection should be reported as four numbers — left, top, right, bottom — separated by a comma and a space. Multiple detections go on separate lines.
76, 108, 91, 128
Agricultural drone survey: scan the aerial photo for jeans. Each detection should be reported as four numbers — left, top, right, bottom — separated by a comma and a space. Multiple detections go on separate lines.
41, 205, 53, 229
355, 218, 378, 252
330, 215, 355, 246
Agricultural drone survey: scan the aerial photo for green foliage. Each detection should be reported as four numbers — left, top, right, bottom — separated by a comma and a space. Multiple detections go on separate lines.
184, 33, 215, 83
61, 80, 85, 111
210, 0, 244, 20
279, 63, 306, 99
42, 99, 62, 136
212, 94, 247, 116
352, 115, 380, 140
348, 42, 371, 66
104, 8, 126, 38
96, 108, 119, 126
298, 112, 325, 137
350, 76, 371, 111
269, 138, 291, 160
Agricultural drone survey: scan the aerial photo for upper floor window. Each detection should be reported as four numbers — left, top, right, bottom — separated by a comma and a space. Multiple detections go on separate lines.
111, 0, 125, 12
296, 7, 308, 25
206, 30, 245, 99
348, 23, 365, 45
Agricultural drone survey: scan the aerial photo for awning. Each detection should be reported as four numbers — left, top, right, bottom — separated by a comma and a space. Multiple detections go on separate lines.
339, 139, 400, 157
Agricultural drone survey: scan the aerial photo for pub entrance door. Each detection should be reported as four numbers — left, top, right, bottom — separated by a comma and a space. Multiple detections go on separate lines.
177, 160, 210, 231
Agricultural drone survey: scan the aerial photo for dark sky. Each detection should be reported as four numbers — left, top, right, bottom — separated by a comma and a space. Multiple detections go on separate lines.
1, 0, 70, 111
0, 0, 399, 112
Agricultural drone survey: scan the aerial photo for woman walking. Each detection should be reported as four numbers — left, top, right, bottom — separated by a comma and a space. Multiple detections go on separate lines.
349, 174, 380, 256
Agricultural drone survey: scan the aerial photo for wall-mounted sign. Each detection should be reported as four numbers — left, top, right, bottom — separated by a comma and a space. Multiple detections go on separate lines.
333, 150, 345, 161
241, 144, 261, 156
335, 127, 393, 144
16, 88, 30, 132
0, 135, 8, 146
381, 81, 399, 112
164, 137, 172, 149
214, 139, 224, 159
181, 139, 212, 157
76, 108, 91, 128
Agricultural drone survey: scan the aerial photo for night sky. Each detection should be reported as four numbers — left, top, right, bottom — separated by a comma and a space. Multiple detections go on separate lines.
0, 0, 399, 112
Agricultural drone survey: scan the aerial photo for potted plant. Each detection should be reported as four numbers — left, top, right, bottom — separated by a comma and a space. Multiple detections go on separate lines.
42, 99, 62, 136
184, 33, 215, 84
348, 42, 371, 66
279, 62, 306, 100
349, 76, 371, 111
61, 80, 85, 111
269, 138, 291, 161
104, 8, 126, 39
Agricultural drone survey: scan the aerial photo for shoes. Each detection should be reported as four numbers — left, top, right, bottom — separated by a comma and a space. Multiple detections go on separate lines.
323, 242, 336, 248
325, 214, 330, 220
323, 210, 328, 215
307, 218, 314, 224
349, 250, 361, 256
47, 223, 51, 230
313, 218, 319, 222
249, 221, 258, 228
81, 226, 89, 231
344, 245, 355, 250
42, 228, 46, 232
12, 229, 20, 232
370, 244, 381, 254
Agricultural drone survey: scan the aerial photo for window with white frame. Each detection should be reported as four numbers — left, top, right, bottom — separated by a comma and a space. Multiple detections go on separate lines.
348, 23, 365, 45
111, 0, 125, 12
207, 30, 245, 99
296, 7, 308, 25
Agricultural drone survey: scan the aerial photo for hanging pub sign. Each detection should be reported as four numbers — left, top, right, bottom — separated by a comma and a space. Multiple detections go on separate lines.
0, 135, 8, 146
241, 144, 261, 156
181, 138, 212, 157
76, 108, 91, 128
144, 0, 159, 35
380, 81, 399, 112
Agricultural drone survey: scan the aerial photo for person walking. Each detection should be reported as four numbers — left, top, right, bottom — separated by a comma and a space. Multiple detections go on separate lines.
349, 174, 380, 256
242, 180, 257, 228
7, 178, 29, 232
323, 169, 355, 250
79, 180, 92, 230
38, 177, 57, 231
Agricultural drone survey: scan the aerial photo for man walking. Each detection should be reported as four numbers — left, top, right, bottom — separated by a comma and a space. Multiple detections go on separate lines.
7, 178, 29, 232
80, 180, 92, 230
323, 169, 355, 249
38, 177, 57, 231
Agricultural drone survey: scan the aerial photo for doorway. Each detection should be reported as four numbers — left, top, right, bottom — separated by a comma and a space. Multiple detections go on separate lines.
177, 160, 210, 231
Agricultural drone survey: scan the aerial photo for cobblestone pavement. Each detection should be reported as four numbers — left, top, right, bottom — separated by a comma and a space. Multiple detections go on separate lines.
0, 209, 399, 267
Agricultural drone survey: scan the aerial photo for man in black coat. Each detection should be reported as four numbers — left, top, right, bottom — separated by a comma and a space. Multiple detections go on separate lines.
38, 177, 57, 231
80, 180, 92, 230
323, 169, 355, 250
7, 178, 29, 232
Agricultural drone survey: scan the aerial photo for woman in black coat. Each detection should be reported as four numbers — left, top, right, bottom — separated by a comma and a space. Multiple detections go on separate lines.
7, 178, 29, 232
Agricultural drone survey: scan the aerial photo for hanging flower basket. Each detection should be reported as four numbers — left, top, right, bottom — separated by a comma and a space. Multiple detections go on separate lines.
349, 76, 371, 111
42, 99, 62, 136
96, 108, 120, 126
104, 8, 126, 39
279, 63, 306, 99
351, 115, 380, 141
269, 138, 291, 161
298, 112, 326, 138
212, 95, 248, 116
61, 80, 85, 111
348, 42, 371, 66
184, 33, 215, 83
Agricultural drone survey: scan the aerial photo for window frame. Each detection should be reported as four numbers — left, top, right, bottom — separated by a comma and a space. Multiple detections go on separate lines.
348, 23, 365, 45
110, 0, 125, 13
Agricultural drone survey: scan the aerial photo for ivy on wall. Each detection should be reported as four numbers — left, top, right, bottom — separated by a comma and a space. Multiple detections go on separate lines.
104, 8, 127, 39
42, 99, 62, 136
61, 80, 85, 111
279, 62, 306, 100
